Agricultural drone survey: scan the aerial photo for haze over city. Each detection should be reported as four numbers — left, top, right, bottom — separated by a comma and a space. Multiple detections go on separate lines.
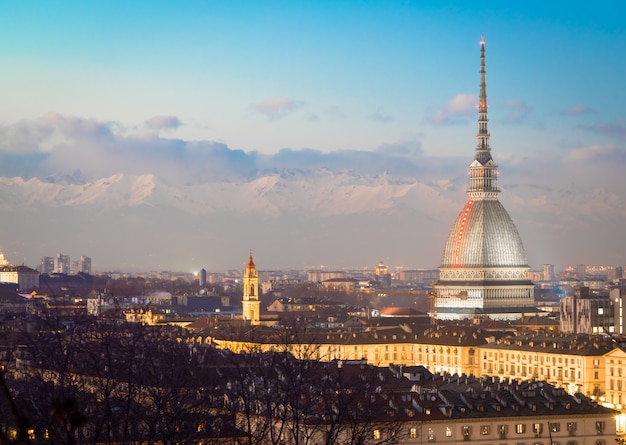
1, 1, 625, 272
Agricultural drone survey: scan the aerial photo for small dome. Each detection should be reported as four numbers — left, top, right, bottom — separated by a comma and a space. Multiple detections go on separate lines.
440, 199, 528, 268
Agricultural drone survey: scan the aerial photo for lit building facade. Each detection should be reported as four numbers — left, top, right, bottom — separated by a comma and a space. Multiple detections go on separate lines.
242, 253, 260, 325
434, 39, 536, 320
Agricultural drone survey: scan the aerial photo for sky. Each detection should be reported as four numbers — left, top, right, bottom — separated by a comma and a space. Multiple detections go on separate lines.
1, 1, 625, 272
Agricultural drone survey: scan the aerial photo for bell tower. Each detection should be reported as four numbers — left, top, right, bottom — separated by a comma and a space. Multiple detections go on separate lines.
242, 252, 260, 325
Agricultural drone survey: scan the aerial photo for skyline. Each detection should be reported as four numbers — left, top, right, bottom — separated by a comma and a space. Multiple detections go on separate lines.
1, 2, 625, 272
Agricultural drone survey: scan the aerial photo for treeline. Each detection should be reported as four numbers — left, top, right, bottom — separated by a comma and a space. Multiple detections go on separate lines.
1, 317, 405, 445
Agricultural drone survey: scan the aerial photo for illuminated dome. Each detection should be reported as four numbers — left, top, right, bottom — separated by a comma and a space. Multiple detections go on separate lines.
432, 38, 537, 321
440, 199, 528, 268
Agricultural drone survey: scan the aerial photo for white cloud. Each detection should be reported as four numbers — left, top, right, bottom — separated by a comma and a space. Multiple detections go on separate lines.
145, 115, 182, 130
428, 93, 477, 125
253, 97, 304, 120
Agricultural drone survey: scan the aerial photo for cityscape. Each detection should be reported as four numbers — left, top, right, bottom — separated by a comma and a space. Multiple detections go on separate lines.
1, 2, 626, 445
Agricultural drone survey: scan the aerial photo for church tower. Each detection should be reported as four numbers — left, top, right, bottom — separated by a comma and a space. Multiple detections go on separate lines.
242, 252, 261, 325
433, 38, 537, 320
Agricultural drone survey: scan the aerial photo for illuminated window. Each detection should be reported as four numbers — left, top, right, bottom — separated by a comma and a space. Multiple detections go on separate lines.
499, 425, 507, 438
462, 426, 471, 440
550, 423, 560, 433
428, 428, 436, 442
481, 425, 490, 435
567, 422, 577, 436
534, 423, 543, 435
516, 424, 526, 434
410, 428, 418, 439
446, 427, 452, 437
373, 430, 381, 441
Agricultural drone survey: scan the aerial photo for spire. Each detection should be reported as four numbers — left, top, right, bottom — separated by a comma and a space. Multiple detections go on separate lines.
468, 36, 499, 200
476, 35, 491, 162
247, 251, 255, 269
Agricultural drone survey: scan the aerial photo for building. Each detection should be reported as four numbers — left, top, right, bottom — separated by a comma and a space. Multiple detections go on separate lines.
561, 286, 615, 334
433, 38, 536, 321
307, 270, 347, 282
76, 255, 92, 274
53, 253, 71, 274
242, 253, 260, 325
38, 256, 54, 274
375, 261, 391, 288
0, 265, 40, 291
611, 287, 626, 335
543, 263, 555, 282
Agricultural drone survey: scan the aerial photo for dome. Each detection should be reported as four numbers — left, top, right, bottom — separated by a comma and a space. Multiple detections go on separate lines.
440, 198, 528, 268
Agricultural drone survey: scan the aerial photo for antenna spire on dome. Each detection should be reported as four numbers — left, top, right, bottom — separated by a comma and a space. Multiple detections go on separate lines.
468, 37, 499, 199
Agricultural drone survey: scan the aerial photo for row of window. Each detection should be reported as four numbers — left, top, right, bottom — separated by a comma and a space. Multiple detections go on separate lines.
374, 423, 605, 442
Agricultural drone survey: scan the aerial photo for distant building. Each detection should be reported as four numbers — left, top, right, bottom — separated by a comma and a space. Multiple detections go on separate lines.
77, 256, 92, 274
307, 270, 347, 282
560, 286, 614, 334
0, 265, 39, 291
38, 256, 53, 274
242, 253, 260, 325
611, 287, 626, 335
396, 269, 438, 285
199, 268, 207, 287
375, 261, 391, 288
542, 263, 555, 282
54, 253, 71, 274
577, 263, 587, 280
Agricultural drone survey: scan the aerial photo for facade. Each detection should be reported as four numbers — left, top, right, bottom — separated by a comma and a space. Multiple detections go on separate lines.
242, 253, 260, 325
0, 265, 40, 291
611, 287, 626, 335
54, 253, 71, 274
199, 324, 620, 402
77, 255, 92, 274
434, 39, 536, 321
561, 287, 615, 334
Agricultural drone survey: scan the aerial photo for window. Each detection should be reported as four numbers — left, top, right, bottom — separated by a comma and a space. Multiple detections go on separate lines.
462, 426, 471, 441
428, 428, 436, 442
534, 423, 543, 436
499, 425, 508, 438
446, 427, 452, 437
373, 429, 381, 441
595, 422, 604, 434
482, 425, 490, 435
593, 359, 600, 367
410, 428, 418, 439
567, 422, 576, 436
594, 371, 599, 379
550, 423, 560, 433
517, 424, 526, 434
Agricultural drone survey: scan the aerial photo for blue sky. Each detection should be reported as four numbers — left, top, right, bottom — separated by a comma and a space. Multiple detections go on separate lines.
1, 1, 626, 272
2, 1, 624, 156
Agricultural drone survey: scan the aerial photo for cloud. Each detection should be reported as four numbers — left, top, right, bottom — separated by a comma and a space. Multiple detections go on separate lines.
561, 104, 592, 116
40, 112, 115, 140
565, 144, 626, 163
581, 120, 626, 141
501, 100, 532, 124
369, 106, 393, 123
145, 115, 182, 130
253, 97, 304, 120
377, 139, 423, 157
428, 94, 477, 125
